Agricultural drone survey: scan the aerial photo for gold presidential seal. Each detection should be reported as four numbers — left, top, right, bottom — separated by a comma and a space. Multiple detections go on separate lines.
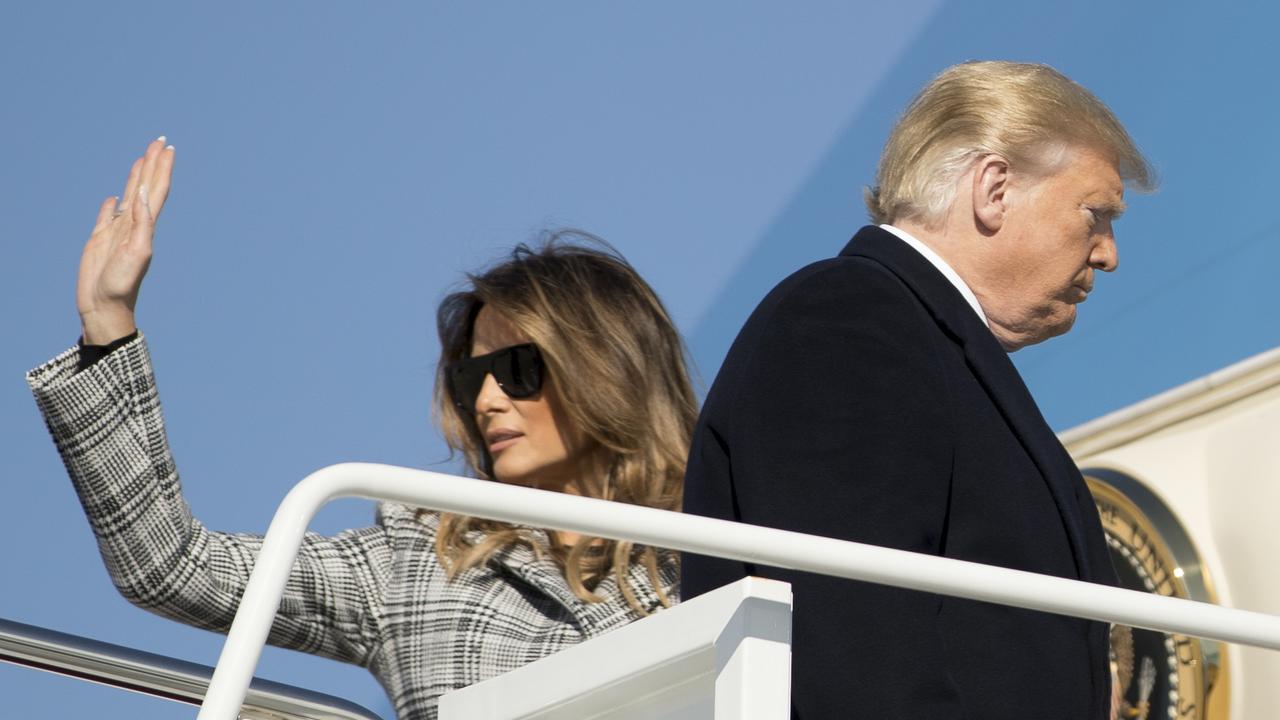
1086, 470, 1228, 719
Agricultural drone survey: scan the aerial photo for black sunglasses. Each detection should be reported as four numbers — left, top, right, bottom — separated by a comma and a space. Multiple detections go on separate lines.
446, 343, 546, 412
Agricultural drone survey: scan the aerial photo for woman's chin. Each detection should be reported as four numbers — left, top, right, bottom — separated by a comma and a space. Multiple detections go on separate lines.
491, 463, 539, 489
493, 468, 573, 494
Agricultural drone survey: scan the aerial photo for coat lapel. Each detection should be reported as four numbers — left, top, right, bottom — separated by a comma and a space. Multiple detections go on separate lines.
841, 226, 1094, 579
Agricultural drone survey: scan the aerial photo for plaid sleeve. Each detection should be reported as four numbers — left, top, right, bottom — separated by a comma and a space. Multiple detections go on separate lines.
27, 335, 389, 667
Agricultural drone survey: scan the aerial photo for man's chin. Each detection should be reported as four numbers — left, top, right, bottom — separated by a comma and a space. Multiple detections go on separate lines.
1040, 311, 1078, 344
1058, 306, 1079, 333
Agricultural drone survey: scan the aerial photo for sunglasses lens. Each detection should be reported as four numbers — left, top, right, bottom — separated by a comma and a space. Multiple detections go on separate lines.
448, 363, 485, 412
447, 344, 545, 410
495, 344, 543, 398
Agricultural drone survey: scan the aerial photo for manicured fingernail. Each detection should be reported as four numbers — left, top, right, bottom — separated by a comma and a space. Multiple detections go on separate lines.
165, 144, 175, 151
156, 135, 167, 143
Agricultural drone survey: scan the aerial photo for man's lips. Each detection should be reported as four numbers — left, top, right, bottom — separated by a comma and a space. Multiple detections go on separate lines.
486, 429, 523, 452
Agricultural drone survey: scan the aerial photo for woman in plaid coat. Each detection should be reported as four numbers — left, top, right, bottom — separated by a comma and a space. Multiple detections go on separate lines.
29, 139, 697, 719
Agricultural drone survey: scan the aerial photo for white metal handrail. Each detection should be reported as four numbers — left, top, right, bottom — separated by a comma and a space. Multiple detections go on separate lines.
198, 462, 1280, 719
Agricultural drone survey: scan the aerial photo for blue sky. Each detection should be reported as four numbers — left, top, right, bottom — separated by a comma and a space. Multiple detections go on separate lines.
4, 2, 1278, 717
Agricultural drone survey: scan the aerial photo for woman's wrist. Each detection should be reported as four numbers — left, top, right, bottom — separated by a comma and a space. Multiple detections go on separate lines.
80, 307, 137, 346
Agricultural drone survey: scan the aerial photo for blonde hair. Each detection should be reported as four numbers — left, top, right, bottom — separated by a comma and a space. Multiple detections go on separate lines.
866, 60, 1155, 226
430, 230, 697, 614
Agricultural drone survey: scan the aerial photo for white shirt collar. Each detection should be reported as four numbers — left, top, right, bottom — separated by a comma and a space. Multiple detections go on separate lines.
879, 224, 989, 327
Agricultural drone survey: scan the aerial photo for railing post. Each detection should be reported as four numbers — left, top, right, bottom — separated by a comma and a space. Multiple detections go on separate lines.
197, 473, 344, 720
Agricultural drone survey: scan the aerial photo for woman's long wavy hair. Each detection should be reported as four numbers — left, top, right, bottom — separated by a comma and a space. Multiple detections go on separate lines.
430, 230, 698, 614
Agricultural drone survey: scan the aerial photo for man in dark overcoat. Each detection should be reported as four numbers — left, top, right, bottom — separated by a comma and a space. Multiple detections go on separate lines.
683, 61, 1154, 720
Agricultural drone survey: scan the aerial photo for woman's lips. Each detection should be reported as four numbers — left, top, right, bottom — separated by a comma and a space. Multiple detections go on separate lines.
487, 430, 523, 453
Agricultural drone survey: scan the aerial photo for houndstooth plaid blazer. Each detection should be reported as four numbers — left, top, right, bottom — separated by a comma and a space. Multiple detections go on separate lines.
28, 335, 677, 720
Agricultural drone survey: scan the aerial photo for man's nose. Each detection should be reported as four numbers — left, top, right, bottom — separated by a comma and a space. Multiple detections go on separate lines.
1090, 234, 1119, 273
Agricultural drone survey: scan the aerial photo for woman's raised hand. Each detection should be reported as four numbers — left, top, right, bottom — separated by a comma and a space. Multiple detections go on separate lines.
77, 138, 175, 345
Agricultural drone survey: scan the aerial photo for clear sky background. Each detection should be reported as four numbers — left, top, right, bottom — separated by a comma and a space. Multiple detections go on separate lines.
3, 2, 1278, 717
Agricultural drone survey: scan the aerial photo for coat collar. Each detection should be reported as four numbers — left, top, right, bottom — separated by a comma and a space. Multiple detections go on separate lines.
840, 226, 1095, 579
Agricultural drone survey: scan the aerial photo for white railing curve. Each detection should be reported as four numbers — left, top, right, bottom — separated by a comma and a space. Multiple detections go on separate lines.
197, 462, 1280, 719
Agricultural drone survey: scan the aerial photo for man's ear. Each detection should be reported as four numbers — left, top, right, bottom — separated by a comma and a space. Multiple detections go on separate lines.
972, 154, 1010, 232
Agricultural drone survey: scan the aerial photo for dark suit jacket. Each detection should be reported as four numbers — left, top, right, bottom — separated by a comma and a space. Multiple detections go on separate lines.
683, 226, 1118, 720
